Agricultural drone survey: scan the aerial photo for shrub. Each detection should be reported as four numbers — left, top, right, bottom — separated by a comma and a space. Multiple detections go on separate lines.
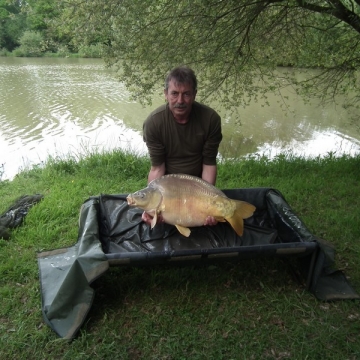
77, 43, 103, 58
0, 48, 11, 56
56, 44, 71, 57
17, 30, 44, 57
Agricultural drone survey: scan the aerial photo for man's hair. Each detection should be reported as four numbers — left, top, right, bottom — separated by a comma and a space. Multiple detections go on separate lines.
165, 66, 197, 92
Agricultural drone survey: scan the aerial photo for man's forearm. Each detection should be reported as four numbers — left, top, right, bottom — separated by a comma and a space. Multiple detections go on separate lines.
148, 163, 166, 183
202, 164, 217, 185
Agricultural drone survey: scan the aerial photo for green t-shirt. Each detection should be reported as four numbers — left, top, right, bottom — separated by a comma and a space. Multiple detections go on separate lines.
143, 102, 222, 177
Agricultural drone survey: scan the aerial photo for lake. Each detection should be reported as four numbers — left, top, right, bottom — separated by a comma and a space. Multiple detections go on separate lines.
1, 57, 359, 180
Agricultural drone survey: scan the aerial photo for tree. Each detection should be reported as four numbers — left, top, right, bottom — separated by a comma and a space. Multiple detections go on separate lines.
0, 0, 66, 53
25, 0, 58, 32
58, 0, 360, 109
0, 0, 26, 51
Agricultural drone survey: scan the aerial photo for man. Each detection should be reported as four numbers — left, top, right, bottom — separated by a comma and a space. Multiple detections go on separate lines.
142, 66, 222, 225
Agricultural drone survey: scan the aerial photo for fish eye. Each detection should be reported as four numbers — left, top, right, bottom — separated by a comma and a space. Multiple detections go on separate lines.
136, 191, 145, 198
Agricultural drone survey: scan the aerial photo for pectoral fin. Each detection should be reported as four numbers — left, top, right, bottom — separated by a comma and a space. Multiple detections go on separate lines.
150, 212, 158, 229
226, 201, 256, 236
226, 216, 244, 236
175, 224, 191, 237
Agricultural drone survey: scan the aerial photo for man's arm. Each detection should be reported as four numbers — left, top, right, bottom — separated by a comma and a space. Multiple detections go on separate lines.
202, 164, 217, 185
148, 163, 166, 183
201, 109, 221, 186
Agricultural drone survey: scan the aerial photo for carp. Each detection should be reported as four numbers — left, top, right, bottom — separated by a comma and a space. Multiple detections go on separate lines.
126, 174, 256, 237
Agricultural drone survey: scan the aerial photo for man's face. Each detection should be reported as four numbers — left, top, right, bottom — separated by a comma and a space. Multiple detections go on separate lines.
164, 79, 196, 121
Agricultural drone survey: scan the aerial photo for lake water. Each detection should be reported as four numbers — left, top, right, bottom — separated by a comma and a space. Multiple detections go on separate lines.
1, 57, 359, 180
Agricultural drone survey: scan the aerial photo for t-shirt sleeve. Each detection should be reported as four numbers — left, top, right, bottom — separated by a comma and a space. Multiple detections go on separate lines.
202, 112, 222, 165
143, 116, 166, 166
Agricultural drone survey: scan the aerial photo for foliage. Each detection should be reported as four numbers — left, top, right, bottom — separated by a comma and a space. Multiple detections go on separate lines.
0, 0, 62, 53
52, 43, 70, 56
25, 0, 58, 32
0, 0, 26, 51
0, 47, 10, 55
1, 0, 359, 110
0, 151, 359, 358
58, 0, 360, 109
24, 0, 71, 53
14, 30, 44, 56
77, 43, 103, 58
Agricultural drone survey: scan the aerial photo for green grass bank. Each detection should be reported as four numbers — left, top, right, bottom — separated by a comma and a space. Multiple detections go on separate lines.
0, 151, 359, 359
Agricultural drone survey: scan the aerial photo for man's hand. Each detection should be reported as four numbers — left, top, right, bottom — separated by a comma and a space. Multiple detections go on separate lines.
204, 216, 218, 226
141, 211, 164, 226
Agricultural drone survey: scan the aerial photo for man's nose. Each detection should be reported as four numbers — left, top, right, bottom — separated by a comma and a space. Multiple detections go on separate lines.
177, 93, 184, 103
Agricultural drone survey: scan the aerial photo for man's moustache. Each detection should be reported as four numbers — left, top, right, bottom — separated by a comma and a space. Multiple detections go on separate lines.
173, 104, 187, 109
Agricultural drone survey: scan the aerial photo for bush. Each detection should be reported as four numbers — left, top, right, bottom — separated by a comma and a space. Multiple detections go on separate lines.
77, 43, 103, 58
16, 30, 44, 57
11, 47, 26, 57
0, 48, 10, 56
56, 44, 71, 57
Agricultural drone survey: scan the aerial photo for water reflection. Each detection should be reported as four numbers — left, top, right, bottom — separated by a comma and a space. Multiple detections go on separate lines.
0, 57, 359, 180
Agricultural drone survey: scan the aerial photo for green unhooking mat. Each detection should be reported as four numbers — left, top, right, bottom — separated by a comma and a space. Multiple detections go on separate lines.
37, 188, 359, 340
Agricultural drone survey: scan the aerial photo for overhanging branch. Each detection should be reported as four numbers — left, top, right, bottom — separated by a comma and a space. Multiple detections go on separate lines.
296, 0, 360, 34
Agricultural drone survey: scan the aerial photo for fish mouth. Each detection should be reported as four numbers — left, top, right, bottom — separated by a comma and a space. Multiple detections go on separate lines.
126, 195, 135, 205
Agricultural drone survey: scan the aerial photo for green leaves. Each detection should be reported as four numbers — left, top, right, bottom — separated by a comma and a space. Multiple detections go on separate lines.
57, 0, 360, 109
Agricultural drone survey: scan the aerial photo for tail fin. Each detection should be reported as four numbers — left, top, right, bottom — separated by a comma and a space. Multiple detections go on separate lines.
226, 200, 256, 236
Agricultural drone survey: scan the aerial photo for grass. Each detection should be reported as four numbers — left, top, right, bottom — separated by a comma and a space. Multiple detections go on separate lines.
0, 150, 359, 359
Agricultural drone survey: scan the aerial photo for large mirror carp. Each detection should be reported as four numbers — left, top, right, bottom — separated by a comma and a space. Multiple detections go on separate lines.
127, 174, 256, 237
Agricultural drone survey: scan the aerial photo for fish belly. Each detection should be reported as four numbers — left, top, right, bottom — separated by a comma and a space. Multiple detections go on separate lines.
160, 188, 233, 227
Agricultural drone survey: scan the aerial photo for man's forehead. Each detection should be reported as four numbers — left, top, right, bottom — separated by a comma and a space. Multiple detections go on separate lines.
167, 79, 194, 91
